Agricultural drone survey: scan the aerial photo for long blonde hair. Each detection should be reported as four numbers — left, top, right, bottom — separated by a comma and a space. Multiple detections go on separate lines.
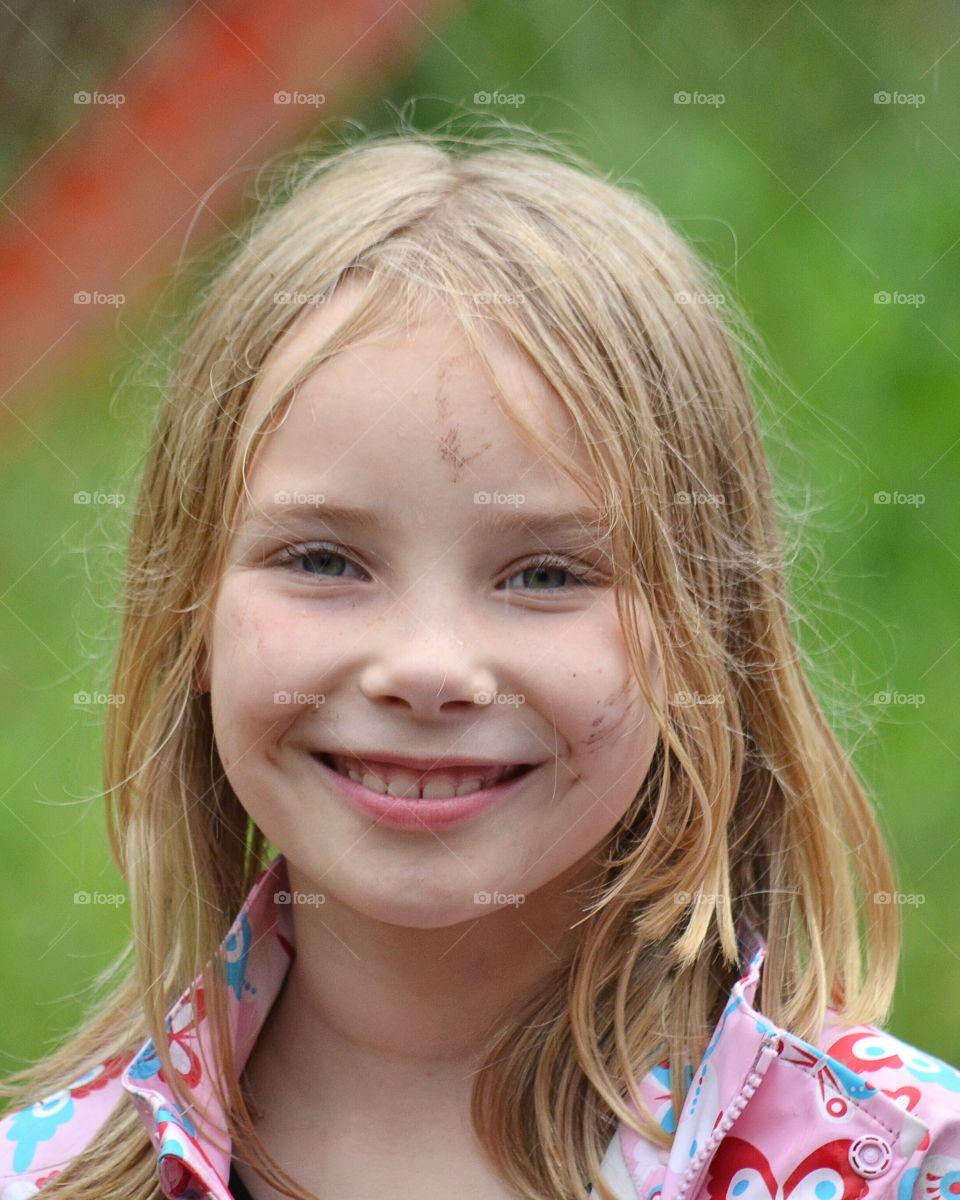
0, 125, 899, 1200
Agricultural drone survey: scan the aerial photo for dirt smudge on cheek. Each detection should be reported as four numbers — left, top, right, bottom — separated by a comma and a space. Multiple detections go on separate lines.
585, 678, 643, 748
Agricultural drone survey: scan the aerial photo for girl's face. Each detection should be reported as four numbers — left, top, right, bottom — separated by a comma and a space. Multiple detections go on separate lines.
201, 283, 663, 929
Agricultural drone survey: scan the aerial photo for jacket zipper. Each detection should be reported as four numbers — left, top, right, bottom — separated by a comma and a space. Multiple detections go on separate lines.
673, 1033, 782, 1200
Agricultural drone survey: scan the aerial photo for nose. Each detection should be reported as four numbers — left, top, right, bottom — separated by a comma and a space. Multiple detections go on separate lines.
358, 611, 499, 718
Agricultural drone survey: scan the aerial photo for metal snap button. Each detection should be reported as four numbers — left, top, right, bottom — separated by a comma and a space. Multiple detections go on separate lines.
848, 1134, 893, 1178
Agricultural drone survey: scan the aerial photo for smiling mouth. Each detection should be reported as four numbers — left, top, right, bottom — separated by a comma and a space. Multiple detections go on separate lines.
317, 752, 532, 800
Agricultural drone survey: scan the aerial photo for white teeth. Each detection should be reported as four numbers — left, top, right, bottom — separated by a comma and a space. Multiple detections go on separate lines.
357, 770, 487, 799
420, 775, 456, 799
334, 760, 491, 799
385, 774, 422, 799
326, 753, 520, 799
422, 775, 485, 799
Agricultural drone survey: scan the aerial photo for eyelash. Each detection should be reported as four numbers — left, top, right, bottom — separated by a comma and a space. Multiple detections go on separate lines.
272, 541, 593, 592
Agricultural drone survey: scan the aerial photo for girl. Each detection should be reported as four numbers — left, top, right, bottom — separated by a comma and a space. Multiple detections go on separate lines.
1, 128, 958, 1200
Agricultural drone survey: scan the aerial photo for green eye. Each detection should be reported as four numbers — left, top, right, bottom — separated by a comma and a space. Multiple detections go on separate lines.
501, 558, 585, 591
276, 542, 365, 578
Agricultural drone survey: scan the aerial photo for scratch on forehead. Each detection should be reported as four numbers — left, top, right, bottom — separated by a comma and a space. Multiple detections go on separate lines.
434, 384, 492, 483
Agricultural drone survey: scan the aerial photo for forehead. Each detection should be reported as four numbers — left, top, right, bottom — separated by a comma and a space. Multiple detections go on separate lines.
241, 281, 590, 482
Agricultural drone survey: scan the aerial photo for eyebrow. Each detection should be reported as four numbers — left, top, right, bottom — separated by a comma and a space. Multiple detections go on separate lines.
238, 500, 608, 540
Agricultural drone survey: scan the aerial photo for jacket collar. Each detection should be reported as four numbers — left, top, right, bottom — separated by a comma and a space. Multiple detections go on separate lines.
614, 928, 929, 1200
122, 854, 295, 1199
120, 857, 928, 1200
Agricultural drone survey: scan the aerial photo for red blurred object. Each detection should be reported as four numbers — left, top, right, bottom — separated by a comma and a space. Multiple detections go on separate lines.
0, 0, 457, 414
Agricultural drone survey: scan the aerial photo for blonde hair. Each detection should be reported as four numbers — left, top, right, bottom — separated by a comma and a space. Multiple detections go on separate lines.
0, 125, 899, 1200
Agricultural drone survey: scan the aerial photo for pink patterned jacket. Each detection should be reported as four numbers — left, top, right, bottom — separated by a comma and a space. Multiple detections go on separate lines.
2, 854, 959, 1200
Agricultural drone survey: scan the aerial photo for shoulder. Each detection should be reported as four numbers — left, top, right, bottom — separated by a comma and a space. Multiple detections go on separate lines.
685, 1004, 960, 1200
0, 1055, 130, 1197
816, 1011, 960, 1127
814, 1012, 960, 1195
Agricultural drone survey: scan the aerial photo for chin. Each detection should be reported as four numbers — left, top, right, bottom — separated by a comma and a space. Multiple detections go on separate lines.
351, 887, 494, 931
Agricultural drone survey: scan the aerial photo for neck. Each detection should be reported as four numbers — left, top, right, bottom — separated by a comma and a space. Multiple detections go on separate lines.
241, 854, 598, 1125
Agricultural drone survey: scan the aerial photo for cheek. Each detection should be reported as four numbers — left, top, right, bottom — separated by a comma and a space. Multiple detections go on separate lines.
548, 621, 655, 756
207, 588, 303, 748
209, 583, 300, 685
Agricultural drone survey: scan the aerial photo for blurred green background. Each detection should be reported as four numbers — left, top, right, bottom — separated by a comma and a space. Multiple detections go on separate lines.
2, 0, 958, 1081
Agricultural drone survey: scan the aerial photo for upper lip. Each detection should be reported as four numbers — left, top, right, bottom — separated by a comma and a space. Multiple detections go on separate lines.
317, 750, 531, 771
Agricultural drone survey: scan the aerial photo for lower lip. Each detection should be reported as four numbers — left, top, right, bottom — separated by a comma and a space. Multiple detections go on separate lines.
312, 754, 535, 831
